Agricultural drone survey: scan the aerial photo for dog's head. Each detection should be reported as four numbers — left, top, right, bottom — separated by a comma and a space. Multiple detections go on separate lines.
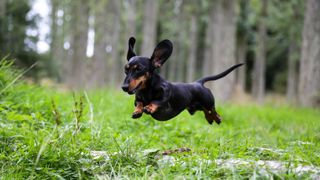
122, 37, 173, 94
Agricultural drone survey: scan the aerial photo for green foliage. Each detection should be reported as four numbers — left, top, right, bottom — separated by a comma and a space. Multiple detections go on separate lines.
0, 59, 17, 91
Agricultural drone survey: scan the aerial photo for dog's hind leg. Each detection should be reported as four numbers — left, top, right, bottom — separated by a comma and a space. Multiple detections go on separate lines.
198, 88, 222, 124
203, 108, 221, 124
187, 102, 201, 115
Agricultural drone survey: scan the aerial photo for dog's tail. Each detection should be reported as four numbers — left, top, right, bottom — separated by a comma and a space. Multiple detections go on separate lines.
196, 63, 244, 85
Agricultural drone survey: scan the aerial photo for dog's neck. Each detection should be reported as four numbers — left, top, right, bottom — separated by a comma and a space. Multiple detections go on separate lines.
150, 72, 166, 87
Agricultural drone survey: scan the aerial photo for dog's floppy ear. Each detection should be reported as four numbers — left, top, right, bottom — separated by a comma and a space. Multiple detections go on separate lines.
150, 39, 173, 68
127, 37, 136, 61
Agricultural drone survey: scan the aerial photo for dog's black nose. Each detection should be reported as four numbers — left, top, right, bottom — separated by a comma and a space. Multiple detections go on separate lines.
122, 84, 129, 92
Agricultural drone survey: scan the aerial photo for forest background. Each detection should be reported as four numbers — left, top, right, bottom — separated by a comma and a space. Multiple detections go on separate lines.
0, 0, 319, 107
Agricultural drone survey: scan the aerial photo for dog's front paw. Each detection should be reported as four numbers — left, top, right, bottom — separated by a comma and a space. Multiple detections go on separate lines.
143, 103, 158, 114
132, 111, 143, 118
132, 102, 143, 118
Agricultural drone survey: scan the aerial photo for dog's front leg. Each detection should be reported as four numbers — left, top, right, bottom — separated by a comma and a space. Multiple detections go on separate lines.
143, 86, 170, 114
132, 101, 144, 118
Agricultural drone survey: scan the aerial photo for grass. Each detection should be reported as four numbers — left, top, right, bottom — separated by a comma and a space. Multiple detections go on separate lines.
0, 61, 320, 179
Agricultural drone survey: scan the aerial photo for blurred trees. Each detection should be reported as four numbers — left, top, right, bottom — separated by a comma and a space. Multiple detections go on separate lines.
298, 0, 320, 107
252, 0, 268, 103
235, 0, 250, 93
0, 0, 6, 21
68, 0, 90, 89
90, 0, 109, 88
0, 0, 39, 73
283, 1, 304, 103
206, 0, 237, 102
1, 0, 319, 106
186, 13, 197, 83
91, 0, 121, 88
252, 0, 268, 104
140, 0, 158, 56
49, 0, 70, 82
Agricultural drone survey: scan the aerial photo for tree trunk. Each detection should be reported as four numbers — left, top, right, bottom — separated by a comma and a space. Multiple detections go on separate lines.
209, 0, 237, 102
187, 15, 197, 82
49, 0, 58, 78
140, 0, 158, 56
90, 0, 121, 88
298, 0, 320, 107
120, 0, 136, 82
252, 0, 268, 104
68, 0, 90, 89
109, 0, 121, 86
286, 41, 298, 103
49, 0, 65, 82
61, 1, 73, 84
0, 0, 6, 54
90, 0, 108, 88
236, 37, 247, 92
176, 9, 186, 82
124, 0, 136, 38
0, 0, 5, 19
235, 0, 249, 93
168, 2, 182, 82
202, 17, 213, 78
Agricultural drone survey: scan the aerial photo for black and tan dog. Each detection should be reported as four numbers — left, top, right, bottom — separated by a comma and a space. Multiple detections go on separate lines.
122, 37, 243, 124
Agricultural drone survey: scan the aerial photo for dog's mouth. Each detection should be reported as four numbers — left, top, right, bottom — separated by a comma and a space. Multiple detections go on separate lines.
128, 82, 142, 94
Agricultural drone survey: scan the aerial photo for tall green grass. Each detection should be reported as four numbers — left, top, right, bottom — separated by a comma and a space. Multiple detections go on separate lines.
0, 60, 319, 179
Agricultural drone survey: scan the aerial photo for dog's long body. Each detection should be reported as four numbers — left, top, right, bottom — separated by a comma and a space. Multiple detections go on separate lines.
122, 37, 243, 124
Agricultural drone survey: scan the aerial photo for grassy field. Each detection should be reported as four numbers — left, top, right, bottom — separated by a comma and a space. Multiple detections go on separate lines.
1, 63, 320, 179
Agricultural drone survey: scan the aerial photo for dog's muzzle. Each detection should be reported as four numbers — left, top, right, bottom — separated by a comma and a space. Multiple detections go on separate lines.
122, 84, 135, 94
122, 84, 129, 92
